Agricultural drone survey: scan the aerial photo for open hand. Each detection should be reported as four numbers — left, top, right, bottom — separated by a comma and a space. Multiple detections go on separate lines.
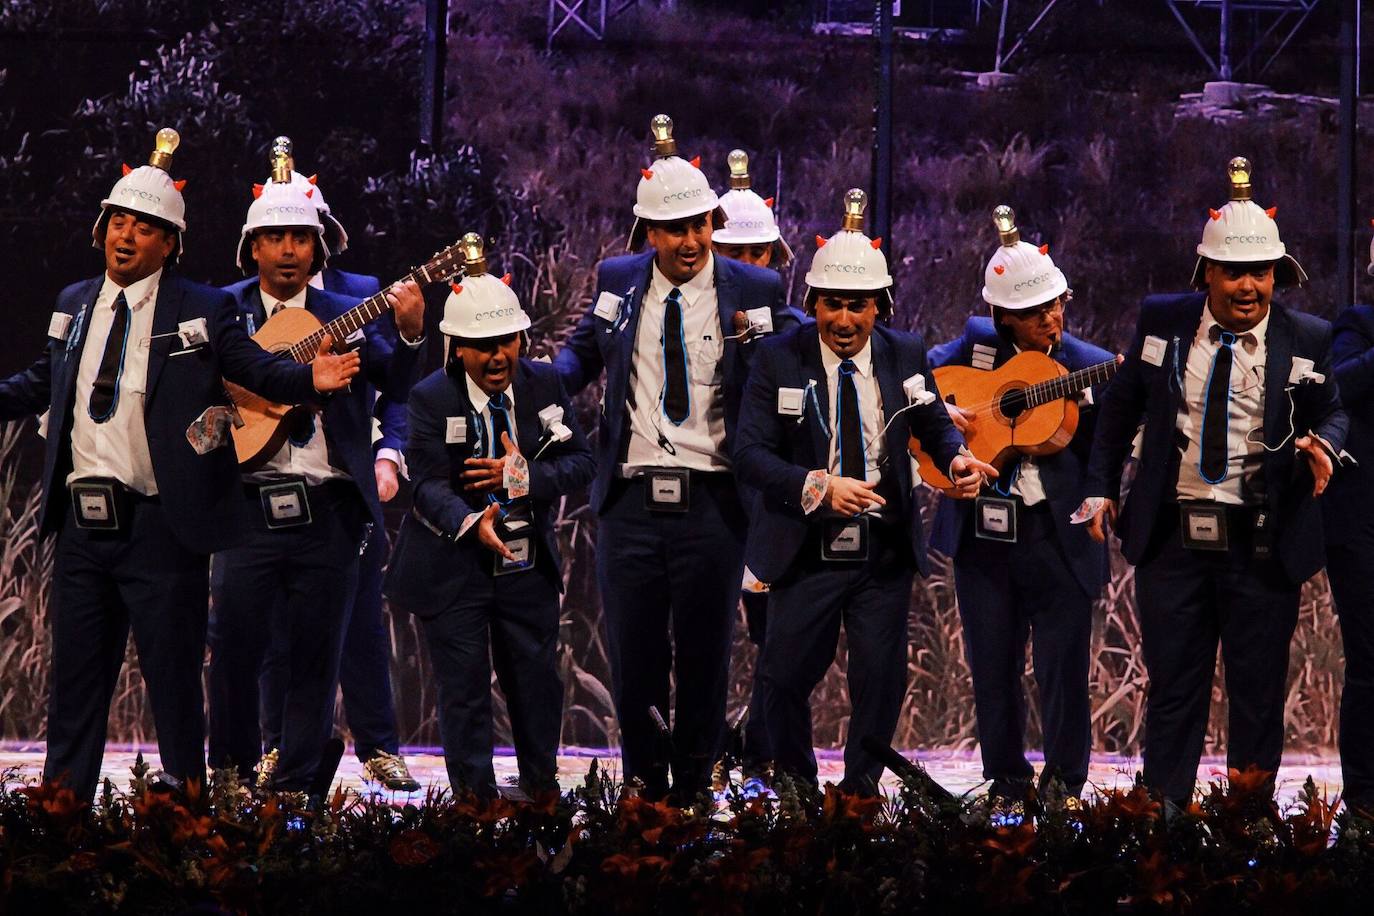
461, 432, 520, 493
310, 333, 361, 393
475, 502, 516, 561
823, 476, 887, 515
1295, 435, 1334, 497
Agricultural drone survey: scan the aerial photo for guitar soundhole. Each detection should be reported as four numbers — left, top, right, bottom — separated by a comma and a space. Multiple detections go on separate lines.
999, 387, 1029, 421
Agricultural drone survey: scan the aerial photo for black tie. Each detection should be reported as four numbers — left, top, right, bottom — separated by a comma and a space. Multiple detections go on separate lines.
1200, 329, 1236, 484
838, 358, 865, 480
661, 288, 690, 424
88, 291, 129, 423
489, 392, 513, 458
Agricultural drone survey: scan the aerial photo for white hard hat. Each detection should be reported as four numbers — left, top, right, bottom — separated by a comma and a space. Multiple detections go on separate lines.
92, 127, 188, 261
981, 206, 1069, 310
804, 189, 893, 294
628, 115, 721, 251
714, 149, 794, 265
440, 233, 531, 339
235, 182, 330, 276
1191, 157, 1306, 288
256, 136, 350, 255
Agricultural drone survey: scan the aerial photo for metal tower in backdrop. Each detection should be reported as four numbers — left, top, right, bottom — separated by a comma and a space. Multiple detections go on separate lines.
547, 0, 642, 48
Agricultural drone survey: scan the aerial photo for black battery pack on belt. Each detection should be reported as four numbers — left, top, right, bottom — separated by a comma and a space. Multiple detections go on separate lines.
493, 501, 537, 576
70, 478, 128, 531
821, 516, 869, 562
259, 479, 312, 530
643, 468, 690, 513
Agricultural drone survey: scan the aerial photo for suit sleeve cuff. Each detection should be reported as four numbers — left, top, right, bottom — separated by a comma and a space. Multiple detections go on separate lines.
801, 469, 829, 515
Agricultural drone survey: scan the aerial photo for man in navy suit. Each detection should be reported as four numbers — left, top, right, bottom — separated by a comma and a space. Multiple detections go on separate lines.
385, 235, 594, 796
1319, 242, 1374, 814
206, 179, 424, 791
734, 189, 993, 793
1080, 159, 1347, 805
0, 131, 361, 799
223, 141, 417, 791
554, 116, 796, 799
928, 207, 1114, 805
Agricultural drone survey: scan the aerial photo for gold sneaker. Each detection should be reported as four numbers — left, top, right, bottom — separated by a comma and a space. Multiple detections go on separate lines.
255, 748, 280, 791
363, 751, 421, 792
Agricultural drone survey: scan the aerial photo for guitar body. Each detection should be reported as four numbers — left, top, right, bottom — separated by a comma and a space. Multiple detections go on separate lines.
911, 350, 1079, 494
225, 307, 325, 469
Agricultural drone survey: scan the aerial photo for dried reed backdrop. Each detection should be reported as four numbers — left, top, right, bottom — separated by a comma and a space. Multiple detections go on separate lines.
0, 0, 1357, 759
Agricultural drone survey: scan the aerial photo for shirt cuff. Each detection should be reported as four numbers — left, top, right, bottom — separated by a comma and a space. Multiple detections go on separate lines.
801, 469, 829, 515
400, 333, 426, 349
457, 510, 485, 540
503, 453, 530, 499
375, 447, 408, 480
947, 445, 973, 482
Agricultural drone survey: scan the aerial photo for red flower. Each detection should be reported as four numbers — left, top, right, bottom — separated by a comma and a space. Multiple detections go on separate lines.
389, 829, 441, 867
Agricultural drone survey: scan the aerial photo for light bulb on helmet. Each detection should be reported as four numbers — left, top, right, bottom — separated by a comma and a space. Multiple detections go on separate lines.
992, 205, 1020, 246
459, 232, 488, 276
841, 188, 868, 232
148, 127, 180, 171
1227, 156, 1252, 201
650, 114, 677, 158
270, 135, 295, 184
728, 149, 751, 190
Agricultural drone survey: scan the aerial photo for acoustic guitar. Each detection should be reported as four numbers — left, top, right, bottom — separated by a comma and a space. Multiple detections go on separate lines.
224, 241, 465, 468
910, 349, 1117, 494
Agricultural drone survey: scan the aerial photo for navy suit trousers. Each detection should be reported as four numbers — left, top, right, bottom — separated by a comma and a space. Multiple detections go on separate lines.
207, 483, 366, 790
259, 529, 400, 762
953, 504, 1092, 797
47, 502, 209, 799
1136, 512, 1299, 802
597, 474, 746, 800
1324, 539, 1374, 804
760, 519, 913, 793
422, 564, 563, 796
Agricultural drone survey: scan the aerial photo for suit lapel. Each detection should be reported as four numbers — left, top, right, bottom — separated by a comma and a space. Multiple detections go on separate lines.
143, 274, 184, 399
54, 276, 104, 414
872, 331, 911, 491
715, 257, 741, 392
803, 330, 831, 465
1263, 304, 1293, 452
511, 362, 542, 453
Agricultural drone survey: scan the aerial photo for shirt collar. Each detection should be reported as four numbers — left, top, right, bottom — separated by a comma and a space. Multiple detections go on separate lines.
261, 283, 309, 314
819, 335, 873, 378
463, 369, 513, 415
1201, 304, 1268, 350
308, 272, 325, 290
650, 252, 715, 309
101, 268, 162, 311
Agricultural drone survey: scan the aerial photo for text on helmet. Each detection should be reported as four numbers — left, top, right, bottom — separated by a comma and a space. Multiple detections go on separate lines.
663, 188, 705, 204
116, 187, 161, 204
1224, 233, 1270, 245
823, 263, 867, 274
476, 307, 518, 321
265, 205, 310, 218
1013, 271, 1054, 292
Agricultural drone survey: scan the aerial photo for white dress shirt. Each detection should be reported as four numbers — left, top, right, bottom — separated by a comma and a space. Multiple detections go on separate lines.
465, 371, 518, 455
246, 285, 347, 485
623, 254, 729, 473
1007, 344, 1046, 506
819, 338, 888, 485
1175, 307, 1268, 504
67, 270, 162, 495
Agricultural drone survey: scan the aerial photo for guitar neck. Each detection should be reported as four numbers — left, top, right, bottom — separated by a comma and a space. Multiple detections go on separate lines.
285, 264, 434, 363
1024, 357, 1118, 407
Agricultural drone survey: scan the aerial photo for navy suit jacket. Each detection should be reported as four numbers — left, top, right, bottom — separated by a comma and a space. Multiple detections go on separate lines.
1322, 304, 1374, 543
383, 361, 595, 615
554, 252, 795, 513
226, 283, 419, 529
0, 271, 316, 554
926, 316, 1113, 597
1085, 292, 1348, 585
733, 323, 966, 582
227, 269, 406, 455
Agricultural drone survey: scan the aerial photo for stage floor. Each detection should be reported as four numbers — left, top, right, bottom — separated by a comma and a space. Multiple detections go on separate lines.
0, 744, 1345, 808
